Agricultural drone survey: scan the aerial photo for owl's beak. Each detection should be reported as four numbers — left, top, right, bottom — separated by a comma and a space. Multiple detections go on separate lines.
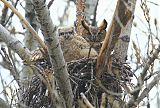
90, 35, 97, 42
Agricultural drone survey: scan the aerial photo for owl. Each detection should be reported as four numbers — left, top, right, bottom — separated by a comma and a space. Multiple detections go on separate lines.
58, 26, 98, 62
81, 19, 107, 52
81, 19, 107, 43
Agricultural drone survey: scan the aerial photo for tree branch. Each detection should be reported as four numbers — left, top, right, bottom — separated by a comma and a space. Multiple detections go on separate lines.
0, 24, 31, 63
127, 45, 160, 107
30, 0, 74, 107
79, 93, 94, 108
1, 0, 46, 49
126, 70, 160, 108
113, 0, 137, 63
0, 98, 9, 108
133, 72, 160, 107
96, 0, 132, 78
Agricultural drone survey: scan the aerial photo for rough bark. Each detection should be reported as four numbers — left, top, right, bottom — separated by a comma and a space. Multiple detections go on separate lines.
96, 0, 133, 78
75, 0, 99, 35
95, 0, 137, 107
0, 98, 9, 108
30, 0, 74, 107
113, 0, 137, 63
0, 24, 32, 93
0, 24, 31, 63
75, 0, 86, 36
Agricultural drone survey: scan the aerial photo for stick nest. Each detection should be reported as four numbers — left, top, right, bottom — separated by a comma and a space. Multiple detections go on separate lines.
21, 54, 133, 107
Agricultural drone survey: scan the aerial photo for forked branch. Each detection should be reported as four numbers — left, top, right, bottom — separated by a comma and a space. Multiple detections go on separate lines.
1, 0, 46, 50
96, 0, 132, 78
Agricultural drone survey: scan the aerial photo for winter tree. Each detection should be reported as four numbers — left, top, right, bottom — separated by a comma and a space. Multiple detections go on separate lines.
0, 0, 160, 108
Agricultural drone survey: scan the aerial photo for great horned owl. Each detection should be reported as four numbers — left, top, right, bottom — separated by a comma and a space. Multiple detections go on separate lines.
81, 19, 107, 52
58, 26, 97, 62
81, 19, 107, 43
58, 26, 75, 39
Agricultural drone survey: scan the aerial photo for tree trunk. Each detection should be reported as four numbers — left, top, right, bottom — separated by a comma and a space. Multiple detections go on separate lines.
113, 0, 137, 63
31, 0, 74, 107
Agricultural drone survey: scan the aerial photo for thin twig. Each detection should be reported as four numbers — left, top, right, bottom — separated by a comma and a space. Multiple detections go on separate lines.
8, 48, 19, 79
131, 71, 160, 108
127, 45, 160, 107
79, 93, 95, 108
100, 93, 106, 108
1, 0, 46, 50
48, 0, 54, 9
0, 73, 9, 104
3, 0, 19, 27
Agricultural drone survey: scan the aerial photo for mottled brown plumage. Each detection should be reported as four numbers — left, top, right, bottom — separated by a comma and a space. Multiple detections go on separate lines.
30, 27, 97, 63
81, 19, 107, 43
58, 26, 98, 62
81, 19, 107, 53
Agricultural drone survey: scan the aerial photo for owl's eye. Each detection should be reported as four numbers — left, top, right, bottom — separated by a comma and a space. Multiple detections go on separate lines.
66, 32, 70, 35
59, 32, 64, 36
68, 32, 72, 34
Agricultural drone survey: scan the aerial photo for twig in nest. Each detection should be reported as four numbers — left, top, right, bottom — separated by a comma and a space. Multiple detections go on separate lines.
100, 93, 106, 108
79, 93, 95, 108
85, 60, 94, 94
96, 79, 123, 96
30, 65, 64, 107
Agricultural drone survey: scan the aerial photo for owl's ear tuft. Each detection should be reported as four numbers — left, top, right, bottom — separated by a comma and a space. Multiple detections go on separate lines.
99, 19, 107, 30
81, 20, 89, 31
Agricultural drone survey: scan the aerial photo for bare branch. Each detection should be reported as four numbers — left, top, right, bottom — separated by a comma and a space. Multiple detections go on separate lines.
0, 24, 31, 63
0, 73, 9, 104
3, 0, 19, 27
96, 0, 133, 78
79, 93, 95, 108
0, 46, 20, 85
30, 0, 74, 107
0, 3, 8, 26
48, 0, 54, 9
127, 45, 160, 107
134, 72, 160, 107
141, 46, 160, 81
100, 93, 106, 108
1, 0, 46, 49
